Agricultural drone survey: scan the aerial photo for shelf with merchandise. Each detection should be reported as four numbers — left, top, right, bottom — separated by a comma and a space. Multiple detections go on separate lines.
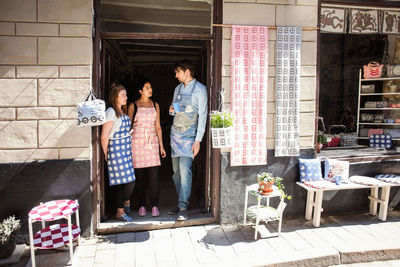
357, 69, 400, 148
361, 76, 400, 82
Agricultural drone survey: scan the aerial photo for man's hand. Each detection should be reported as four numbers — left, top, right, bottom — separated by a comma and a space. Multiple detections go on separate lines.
191, 141, 200, 157
169, 105, 175, 115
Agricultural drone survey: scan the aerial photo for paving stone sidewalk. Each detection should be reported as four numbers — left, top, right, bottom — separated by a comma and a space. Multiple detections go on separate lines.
19, 210, 400, 267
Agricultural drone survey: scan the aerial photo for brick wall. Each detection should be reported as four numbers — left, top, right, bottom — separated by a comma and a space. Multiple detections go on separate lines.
0, 0, 93, 163
222, 0, 318, 150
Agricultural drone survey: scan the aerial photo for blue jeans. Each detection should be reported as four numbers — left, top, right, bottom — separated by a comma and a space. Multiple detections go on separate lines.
172, 156, 193, 209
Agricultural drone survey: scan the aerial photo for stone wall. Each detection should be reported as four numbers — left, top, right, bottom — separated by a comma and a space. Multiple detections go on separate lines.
0, 0, 93, 163
0, 0, 93, 236
222, 0, 318, 149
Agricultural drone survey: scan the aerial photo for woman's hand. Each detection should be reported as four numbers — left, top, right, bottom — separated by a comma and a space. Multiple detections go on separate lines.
160, 147, 166, 158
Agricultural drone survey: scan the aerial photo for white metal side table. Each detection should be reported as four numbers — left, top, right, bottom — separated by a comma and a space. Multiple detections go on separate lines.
243, 184, 286, 240
28, 199, 80, 267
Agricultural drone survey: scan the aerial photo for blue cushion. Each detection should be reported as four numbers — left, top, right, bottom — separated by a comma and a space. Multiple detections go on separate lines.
299, 158, 323, 182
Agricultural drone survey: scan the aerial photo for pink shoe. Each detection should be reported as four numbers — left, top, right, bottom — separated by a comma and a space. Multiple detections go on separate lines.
152, 206, 160, 217
138, 206, 146, 217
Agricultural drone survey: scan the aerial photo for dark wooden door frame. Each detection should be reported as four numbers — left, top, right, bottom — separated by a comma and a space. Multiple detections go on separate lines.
91, 0, 223, 232
211, 0, 222, 221
91, 0, 102, 233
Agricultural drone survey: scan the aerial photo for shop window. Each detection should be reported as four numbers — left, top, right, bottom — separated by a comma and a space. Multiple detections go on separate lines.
318, 33, 400, 159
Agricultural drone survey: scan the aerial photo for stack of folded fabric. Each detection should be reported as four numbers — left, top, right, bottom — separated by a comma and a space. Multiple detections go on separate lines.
349, 175, 390, 186
303, 180, 338, 189
388, 129, 400, 139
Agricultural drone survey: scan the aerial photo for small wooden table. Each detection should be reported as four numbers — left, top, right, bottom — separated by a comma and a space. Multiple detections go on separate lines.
296, 181, 394, 227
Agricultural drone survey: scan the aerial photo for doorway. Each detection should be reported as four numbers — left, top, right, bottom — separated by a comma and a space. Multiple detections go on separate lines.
92, 0, 222, 233
98, 38, 213, 231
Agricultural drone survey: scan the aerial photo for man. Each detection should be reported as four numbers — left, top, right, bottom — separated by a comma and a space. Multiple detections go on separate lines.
168, 60, 207, 221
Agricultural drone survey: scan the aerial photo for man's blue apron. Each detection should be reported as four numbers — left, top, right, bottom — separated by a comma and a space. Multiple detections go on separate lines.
170, 81, 198, 158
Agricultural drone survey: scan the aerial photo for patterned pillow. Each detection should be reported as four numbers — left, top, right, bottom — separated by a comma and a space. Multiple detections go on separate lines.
299, 158, 323, 182
324, 158, 350, 184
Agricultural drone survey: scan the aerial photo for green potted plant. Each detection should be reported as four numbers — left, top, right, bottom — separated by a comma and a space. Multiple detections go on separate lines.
0, 215, 21, 259
210, 110, 233, 148
317, 131, 328, 153
257, 172, 292, 199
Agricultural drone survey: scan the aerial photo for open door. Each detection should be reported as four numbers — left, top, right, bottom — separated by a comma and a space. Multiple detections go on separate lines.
96, 38, 214, 233
92, 0, 222, 234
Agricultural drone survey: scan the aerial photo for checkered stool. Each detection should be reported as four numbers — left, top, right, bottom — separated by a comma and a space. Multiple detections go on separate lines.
28, 199, 80, 267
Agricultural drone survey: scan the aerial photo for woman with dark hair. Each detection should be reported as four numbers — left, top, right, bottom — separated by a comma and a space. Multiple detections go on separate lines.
101, 84, 135, 222
128, 79, 166, 217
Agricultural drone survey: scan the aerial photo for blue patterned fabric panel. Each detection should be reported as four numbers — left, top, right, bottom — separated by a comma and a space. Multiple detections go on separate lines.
274, 26, 302, 157
299, 158, 322, 182
369, 134, 392, 148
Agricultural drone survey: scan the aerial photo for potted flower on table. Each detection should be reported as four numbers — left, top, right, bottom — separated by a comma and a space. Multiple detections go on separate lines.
210, 110, 233, 148
257, 172, 292, 199
0, 215, 21, 259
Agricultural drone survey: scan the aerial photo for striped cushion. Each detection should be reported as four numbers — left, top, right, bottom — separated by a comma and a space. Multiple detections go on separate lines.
375, 174, 400, 184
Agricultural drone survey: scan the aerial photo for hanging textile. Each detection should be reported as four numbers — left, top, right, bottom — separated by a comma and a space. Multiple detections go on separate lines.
382, 11, 400, 34
275, 26, 301, 157
230, 25, 268, 166
321, 7, 347, 33
349, 9, 378, 34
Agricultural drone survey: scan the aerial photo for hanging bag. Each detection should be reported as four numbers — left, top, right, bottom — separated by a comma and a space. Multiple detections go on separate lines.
363, 61, 383, 79
76, 91, 106, 127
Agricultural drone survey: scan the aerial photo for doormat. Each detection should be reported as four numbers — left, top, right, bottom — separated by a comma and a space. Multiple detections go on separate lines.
230, 25, 268, 166
275, 26, 301, 157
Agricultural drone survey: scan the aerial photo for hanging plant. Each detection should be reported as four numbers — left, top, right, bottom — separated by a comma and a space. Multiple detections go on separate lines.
210, 110, 233, 148
210, 110, 233, 128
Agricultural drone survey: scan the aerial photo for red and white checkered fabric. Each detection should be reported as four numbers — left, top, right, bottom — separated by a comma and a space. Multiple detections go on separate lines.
29, 199, 79, 221
33, 223, 80, 249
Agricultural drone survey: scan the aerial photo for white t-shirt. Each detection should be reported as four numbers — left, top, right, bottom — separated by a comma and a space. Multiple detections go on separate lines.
105, 107, 122, 138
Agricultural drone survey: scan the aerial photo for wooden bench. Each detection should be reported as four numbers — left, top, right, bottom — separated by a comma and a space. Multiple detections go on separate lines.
296, 181, 398, 227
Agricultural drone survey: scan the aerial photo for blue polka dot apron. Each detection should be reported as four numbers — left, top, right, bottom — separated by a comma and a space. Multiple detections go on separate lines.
107, 114, 136, 186
170, 81, 198, 158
